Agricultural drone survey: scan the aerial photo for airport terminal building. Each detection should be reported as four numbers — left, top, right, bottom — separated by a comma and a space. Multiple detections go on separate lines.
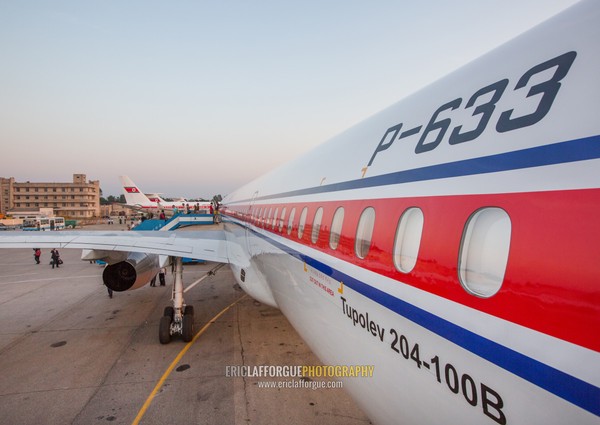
0, 174, 101, 219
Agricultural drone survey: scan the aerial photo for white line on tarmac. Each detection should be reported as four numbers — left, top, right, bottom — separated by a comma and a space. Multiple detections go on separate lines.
0, 274, 101, 285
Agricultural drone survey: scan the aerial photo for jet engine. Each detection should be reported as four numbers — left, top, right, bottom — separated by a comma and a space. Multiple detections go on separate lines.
102, 252, 161, 292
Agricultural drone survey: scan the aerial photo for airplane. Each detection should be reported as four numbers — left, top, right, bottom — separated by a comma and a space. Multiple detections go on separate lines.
0, 1, 598, 424
120, 174, 182, 209
120, 175, 212, 213
146, 193, 187, 205
119, 176, 211, 213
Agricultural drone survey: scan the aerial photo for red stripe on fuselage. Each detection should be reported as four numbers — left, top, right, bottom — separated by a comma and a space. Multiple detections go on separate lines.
223, 188, 600, 352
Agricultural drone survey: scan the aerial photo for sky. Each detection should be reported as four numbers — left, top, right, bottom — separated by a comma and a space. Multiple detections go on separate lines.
0, 0, 580, 199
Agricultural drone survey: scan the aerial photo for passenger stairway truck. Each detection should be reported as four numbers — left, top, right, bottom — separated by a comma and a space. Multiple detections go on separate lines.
132, 213, 214, 231
130, 213, 213, 263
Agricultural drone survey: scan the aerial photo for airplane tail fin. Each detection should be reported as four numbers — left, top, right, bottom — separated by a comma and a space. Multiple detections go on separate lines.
120, 176, 154, 207
146, 193, 167, 203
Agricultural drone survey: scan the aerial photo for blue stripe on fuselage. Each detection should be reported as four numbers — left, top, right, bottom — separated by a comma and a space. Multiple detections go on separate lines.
230, 135, 600, 204
232, 221, 600, 416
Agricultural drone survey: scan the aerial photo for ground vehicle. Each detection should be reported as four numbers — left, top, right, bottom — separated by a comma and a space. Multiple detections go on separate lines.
22, 217, 65, 231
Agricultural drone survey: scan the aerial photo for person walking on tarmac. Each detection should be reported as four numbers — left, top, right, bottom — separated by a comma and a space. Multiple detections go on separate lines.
33, 248, 41, 264
50, 248, 61, 269
159, 267, 167, 286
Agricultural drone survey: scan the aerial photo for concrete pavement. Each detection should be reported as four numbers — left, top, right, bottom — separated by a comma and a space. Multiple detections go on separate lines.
0, 238, 370, 424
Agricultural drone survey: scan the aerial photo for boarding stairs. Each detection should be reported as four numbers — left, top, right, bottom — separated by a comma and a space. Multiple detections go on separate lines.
133, 213, 214, 231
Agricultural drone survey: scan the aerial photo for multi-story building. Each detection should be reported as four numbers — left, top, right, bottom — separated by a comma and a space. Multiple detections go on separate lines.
0, 174, 100, 219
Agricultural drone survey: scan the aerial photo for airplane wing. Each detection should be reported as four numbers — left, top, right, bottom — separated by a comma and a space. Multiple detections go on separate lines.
0, 230, 229, 263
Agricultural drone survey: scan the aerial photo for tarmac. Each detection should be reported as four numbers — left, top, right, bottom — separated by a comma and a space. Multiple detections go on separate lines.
0, 224, 371, 425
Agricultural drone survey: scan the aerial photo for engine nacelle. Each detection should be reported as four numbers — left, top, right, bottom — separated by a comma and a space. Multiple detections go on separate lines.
102, 252, 161, 291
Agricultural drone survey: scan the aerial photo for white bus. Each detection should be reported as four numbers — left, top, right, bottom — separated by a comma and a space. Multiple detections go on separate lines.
22, 217, 65, 231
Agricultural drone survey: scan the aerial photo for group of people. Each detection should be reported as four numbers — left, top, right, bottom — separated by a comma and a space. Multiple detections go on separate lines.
33, 248, 61, 268
150, 267, 167, 287
155, 202, 219, 221
32, 249, 170, 298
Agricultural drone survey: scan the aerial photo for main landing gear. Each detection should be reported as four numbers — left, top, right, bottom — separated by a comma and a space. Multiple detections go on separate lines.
159, 257, 195, 344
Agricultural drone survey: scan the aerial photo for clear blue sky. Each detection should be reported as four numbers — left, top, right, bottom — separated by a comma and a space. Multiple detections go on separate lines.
0, 0, 580, 199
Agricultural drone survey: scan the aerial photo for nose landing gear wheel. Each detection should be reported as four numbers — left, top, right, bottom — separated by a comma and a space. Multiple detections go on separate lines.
159, 315, 171, 344
157, 257, 208, 344
182, 312, 194, 342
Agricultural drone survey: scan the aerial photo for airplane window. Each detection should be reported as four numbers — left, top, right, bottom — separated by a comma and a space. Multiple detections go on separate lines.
329, 207, 344, 250
393, 208, 424, 273
298, 207, 308, 239
279, 207, 287, 232
458, 207, 511, 298
287, 208, 296, 236
272, 208, 279, 229
355, 207, 375, 259
311, 207, 324, 244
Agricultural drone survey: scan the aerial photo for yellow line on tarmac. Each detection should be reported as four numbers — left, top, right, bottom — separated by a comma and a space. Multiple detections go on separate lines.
131, 294, 247, 425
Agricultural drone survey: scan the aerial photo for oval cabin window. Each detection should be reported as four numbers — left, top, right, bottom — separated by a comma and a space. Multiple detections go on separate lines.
458, 207, 511, 298
355, 207, 376, 259
298, 207, 308, 239
393, 207, 424, 273
311, 207, 324, 244
266, 208, 273, 227
279, 207, 287, 232
329, 207, 344, 250
287, 208, 296, 235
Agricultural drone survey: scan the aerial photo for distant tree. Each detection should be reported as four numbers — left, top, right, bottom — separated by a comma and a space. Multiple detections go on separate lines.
101, 195, 126, 204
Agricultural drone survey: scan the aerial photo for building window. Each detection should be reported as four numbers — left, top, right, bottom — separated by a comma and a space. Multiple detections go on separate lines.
458, 207, 511, 298
355, 207, 375, 259
393, 208, 424, 273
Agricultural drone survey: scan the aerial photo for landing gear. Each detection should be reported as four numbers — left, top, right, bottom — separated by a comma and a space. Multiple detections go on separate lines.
159, 315, 171, 344
182, 308, 194, 342
158, 257, 195, 344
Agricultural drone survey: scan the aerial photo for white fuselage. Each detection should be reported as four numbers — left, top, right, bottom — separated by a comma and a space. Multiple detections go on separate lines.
220, 2, 600, 424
